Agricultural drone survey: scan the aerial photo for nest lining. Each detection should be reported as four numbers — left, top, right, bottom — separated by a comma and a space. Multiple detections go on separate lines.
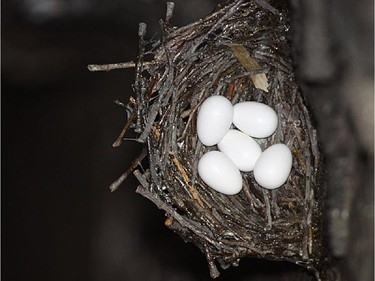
105, 0, 331, 279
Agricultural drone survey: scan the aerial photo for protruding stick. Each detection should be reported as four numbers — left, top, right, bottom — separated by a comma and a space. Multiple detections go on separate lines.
112, 113, 136, 147
109, 147, 147, 192
165, 2, 175, 25
87, 61, 154, 72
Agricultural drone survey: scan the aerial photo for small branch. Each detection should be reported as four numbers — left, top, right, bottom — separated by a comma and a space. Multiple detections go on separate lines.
263, 189, 273, 230
134, 22, 148, 133
112, 113, 136, 147
204, 244, 220, 278
135, 183, 216, 244
165, 2, 175, 25
191, 0, 243, 53
169, 151, 204, 208
114, 100, 127, 108
87, 61, 154, 72
109, 148, 147, 192
88, 62, 135, 72
254, 0, 280, 15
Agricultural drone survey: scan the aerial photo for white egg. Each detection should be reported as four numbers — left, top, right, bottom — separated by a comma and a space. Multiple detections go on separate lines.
197, 95, 233, 146
198, 151, 243, 195
253, 143, 293, 190
218, 129, 262, 172
233, 101, 278, 138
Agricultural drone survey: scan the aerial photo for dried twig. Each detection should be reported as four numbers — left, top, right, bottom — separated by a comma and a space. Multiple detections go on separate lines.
112, 113, 136, 147
109, 147, 147, 192
87, 61, 155, 72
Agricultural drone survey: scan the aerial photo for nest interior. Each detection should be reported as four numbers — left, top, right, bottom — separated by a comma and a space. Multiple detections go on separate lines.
113, 0, 330, 279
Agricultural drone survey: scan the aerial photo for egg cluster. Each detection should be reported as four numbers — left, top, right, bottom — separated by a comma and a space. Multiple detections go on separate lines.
197, 95, 293, 195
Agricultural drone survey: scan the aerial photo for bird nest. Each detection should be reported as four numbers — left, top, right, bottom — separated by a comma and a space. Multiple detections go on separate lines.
93, 0, 331, 279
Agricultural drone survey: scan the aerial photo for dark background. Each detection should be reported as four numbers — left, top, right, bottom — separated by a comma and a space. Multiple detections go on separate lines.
2, 0, 374, 280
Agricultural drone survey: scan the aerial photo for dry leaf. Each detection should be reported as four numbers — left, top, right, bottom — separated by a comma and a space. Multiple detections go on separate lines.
229, 43, 269, 92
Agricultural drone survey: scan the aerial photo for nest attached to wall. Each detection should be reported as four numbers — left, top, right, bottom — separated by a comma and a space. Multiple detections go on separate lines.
94, 0, 331, 279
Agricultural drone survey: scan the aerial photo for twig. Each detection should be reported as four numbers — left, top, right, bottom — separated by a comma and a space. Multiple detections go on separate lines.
112, 113, 136, 147
88, 62, 135, 72
169, 151, 204, 208
87, 61, 155, 72
165, 2, 175, 26
204, 244, 220, 278
109, 147, 147, 192
135, 183, 218, 245
263, 189, 273, 230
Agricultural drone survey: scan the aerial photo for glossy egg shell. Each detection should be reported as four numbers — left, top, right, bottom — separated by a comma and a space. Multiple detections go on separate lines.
218, 129, 262, 172
233, 101, 278, 138
197, 96, 233, 146
198, 151, 243, 195
253, 143, 293, 189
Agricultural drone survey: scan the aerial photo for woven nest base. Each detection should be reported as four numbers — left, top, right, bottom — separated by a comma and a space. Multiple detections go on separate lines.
106, 0, 332, 279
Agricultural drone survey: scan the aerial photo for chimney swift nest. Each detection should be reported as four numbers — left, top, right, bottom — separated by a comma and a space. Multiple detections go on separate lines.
103, 0, 332, 279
